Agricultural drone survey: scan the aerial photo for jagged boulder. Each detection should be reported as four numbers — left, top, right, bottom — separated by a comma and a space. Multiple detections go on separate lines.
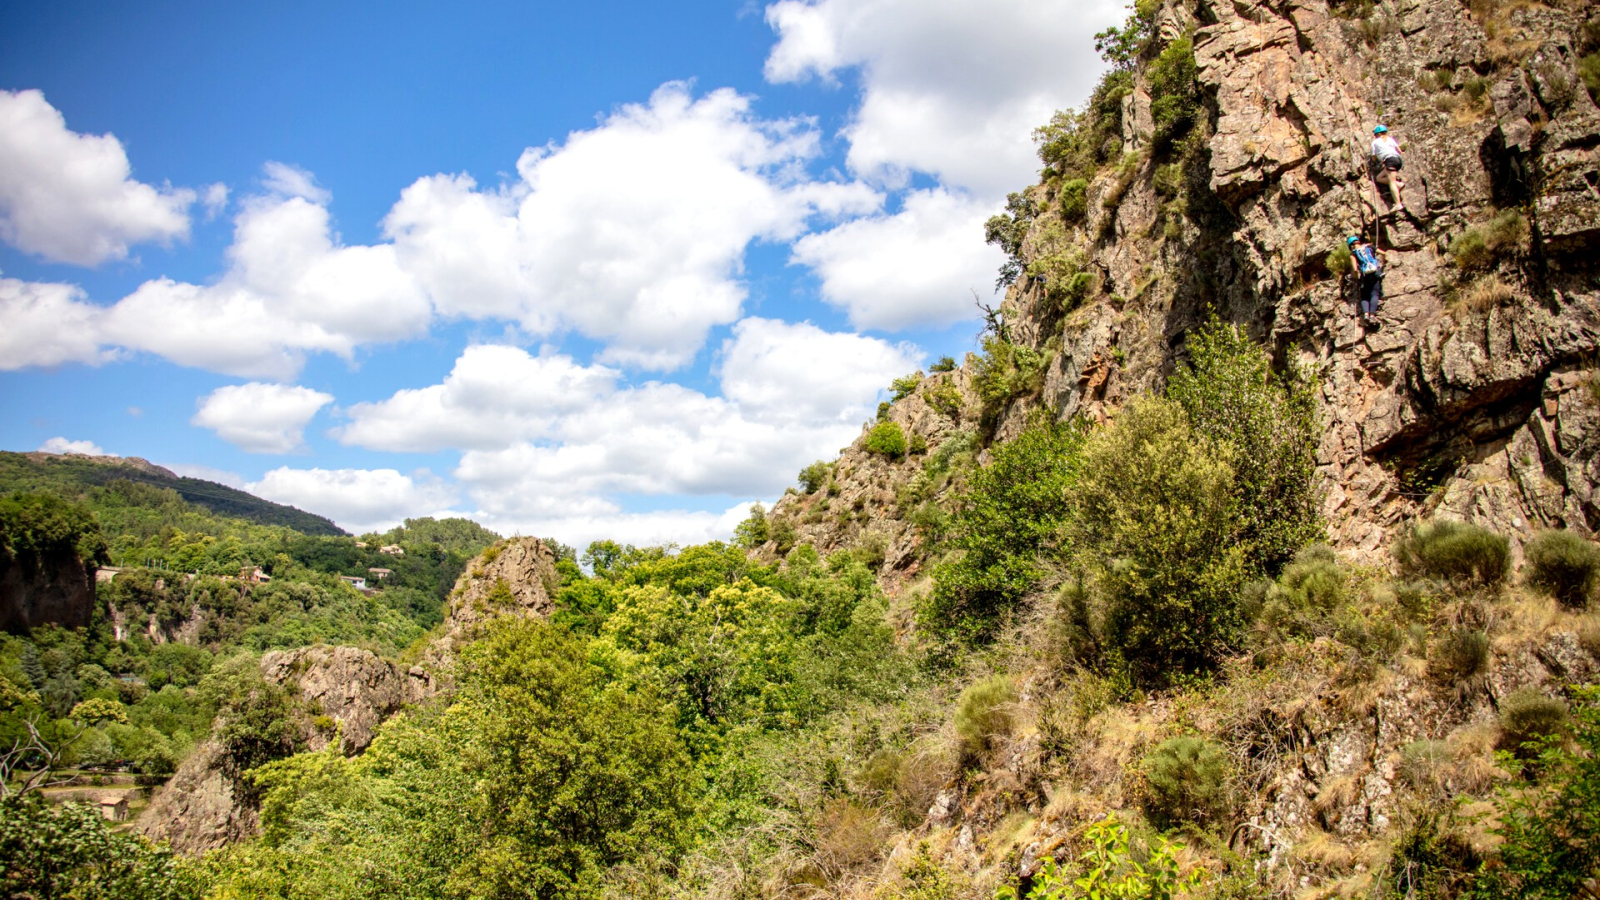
135, 739, 256, 854
442, 536, 559, 632
259, 645, 427, 754
138, 539, 563, 854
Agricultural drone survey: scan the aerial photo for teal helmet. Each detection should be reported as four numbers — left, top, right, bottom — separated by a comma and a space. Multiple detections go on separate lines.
1347, 236, 1361, 246
1374, 124, 1389, 134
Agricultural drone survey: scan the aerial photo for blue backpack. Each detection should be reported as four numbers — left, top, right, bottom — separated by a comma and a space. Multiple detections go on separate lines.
1354, 244, 1382, 275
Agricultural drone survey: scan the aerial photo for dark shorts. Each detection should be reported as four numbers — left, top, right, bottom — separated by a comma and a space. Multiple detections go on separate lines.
1382, 157, 1402, 171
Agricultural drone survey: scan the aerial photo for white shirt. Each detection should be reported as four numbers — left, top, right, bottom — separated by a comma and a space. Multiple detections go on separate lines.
1372, 135, 1401, 161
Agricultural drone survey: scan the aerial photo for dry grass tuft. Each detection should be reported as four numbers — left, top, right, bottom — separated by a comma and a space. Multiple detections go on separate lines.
1313, 769, 1369, 824
1580, 610, 1600, 658
1451, 275, 1515, 316
1446, 722, 1509, 795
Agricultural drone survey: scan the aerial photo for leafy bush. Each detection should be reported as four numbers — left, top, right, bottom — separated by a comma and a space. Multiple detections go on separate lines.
1141, 736, 1230, 829
1471, 687, 1600, 899
1380, 810, 1480, 900
891, 373, 923, 402
1059, 177, 1088, 222
996, 818, 1202, 900
954, 675, 1017, 765
798, 461, 832, 494
1167, 319, 1321, 574
1326, 241, 1352, 280
1026, 220, 1096, 313
1427, 627, 1490, 686
923, 418, 1084, 640
1253, 544, 1347, 640
1497, 688, 1569, 761
1035, 70, 1132, 184
864, 421, 910, 460
930, 355, 958, 373
1394, 520, 1510, 590
0, 797, 201, 900
926, 380, 964, 419
974, 335, 1052, 421
1066, 397, 1248, 685
1523, 529, 1600, 608
1147, 36, 1199, 153
1449, 210, 1528, 272
887, 841, 963, 900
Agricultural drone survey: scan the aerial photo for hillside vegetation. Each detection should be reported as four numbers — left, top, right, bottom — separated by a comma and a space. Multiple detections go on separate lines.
0, 452, 345, 537
7, 0, 1600, 897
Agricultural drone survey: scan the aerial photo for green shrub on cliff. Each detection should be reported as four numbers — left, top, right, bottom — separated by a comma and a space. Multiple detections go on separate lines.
1394, 519, 1510, 590
865, 421, 910, 460
1066, 397, 1249, 684
1523, 529, 1600, 608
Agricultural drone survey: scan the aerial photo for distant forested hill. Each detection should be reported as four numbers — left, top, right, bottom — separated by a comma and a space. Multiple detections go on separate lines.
0, 452, 345, 536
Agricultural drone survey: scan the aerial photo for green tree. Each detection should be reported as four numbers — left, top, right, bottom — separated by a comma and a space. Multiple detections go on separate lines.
924, 416, 1085, 641
1165, 320, 1321, 574
1470, 688, 1600, 899
997, 817, 1203, 899
1066, 397, 1248, 685
0, 491, 109, 577
734, 503, 771, 548
0, 797, 203, 900
445, 619, 699, 898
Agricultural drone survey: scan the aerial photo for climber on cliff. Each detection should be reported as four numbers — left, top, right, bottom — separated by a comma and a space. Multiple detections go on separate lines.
1347, 235, 1385, 326
1370, 124, 1406, 213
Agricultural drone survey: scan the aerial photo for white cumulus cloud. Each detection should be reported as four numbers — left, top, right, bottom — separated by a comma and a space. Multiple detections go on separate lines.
385, 82, 880, 370
247, 467, 460, 535
764, 0, 1121, 331
39, 437, 107, 456
764, 0, 1124, 197
0, 275, 113, 370
0, 89, 195, 265
333, 345, 620, 453
95, 168, 432, 379
790, 188, 1006, 330
335, 317, 919, 539
717, 316, 919, 421
192, 382, 335, 454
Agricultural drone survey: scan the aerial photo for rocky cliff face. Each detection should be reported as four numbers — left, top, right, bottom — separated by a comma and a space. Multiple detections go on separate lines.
259, 645, 429, 754
774, 0, 1600, 569
0, 551, 95, 633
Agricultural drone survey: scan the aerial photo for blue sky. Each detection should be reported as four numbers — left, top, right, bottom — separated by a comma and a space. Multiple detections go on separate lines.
0, 0, 1122, 549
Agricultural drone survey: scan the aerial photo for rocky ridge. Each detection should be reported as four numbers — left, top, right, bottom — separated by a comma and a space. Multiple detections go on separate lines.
754, 0, 1600, 891
771, 0, 1600, 570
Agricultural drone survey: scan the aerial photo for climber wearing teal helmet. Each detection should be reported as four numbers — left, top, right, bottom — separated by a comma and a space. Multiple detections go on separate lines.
1370, 124, 1406, 213
1347, 235, 1385, 326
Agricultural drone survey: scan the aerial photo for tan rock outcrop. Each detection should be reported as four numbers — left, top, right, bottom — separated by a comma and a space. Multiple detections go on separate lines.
259, 645, 427, 754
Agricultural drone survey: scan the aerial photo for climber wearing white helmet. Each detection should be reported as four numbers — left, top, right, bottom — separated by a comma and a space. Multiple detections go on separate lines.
1370, 124, 1405, 213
